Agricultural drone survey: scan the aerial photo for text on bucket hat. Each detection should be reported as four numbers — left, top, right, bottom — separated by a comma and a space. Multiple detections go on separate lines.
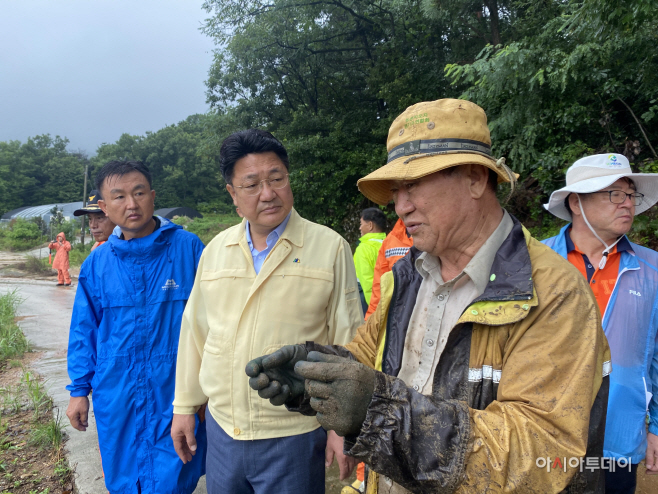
356, 98, 515, 205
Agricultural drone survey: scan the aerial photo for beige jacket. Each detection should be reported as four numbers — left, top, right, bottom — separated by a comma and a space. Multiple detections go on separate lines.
173, 208, 362, 440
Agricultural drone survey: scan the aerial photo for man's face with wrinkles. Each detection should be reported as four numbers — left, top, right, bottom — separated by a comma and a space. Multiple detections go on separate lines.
88, 212, 116, 243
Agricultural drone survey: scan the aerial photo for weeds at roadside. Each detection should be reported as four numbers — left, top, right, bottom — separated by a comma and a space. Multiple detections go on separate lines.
22, 371, 51, 420
53, 457, 71, 484
0, 372, 52, 420
0, 404, 72, 492
0, 384, 22, 414
0, 291, 74, 492
28, 409, 64, 452
0, 290, 30, 361
22, 256, 53, 276
68, 241, 92, 267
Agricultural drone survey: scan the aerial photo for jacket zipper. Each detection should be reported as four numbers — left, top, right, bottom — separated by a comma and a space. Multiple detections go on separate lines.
381, 267, 400, 375
601, 265, 638, 327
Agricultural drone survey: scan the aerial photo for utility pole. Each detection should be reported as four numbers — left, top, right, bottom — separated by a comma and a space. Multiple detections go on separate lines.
81, 163, 89, 246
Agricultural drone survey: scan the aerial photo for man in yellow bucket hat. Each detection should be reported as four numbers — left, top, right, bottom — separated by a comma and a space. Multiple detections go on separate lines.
247, 99, 611, 493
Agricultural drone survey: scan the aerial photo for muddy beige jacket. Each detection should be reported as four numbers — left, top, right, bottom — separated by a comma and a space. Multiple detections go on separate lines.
332, 217, 611, 493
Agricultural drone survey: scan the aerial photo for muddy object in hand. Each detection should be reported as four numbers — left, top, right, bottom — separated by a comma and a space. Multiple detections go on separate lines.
295, 351, 375, 436
246, 344, 308, 406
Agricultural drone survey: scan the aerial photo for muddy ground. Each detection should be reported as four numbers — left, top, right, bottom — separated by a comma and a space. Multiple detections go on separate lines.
0, 352, 73, 494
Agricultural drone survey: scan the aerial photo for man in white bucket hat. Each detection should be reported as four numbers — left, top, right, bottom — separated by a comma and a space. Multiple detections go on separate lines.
543, 153, 658, 493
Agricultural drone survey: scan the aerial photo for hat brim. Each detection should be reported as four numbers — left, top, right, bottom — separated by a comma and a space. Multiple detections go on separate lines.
544, 173, 658, 221
357, 152, 512, 205
73, 206, 103, 216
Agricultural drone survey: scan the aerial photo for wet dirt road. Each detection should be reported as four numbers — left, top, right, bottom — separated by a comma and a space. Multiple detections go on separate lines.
0, 277, 107, 493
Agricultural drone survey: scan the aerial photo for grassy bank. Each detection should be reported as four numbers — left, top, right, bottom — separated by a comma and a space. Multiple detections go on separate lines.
68, 241, 93, 267
173, 213, 242, 245
0, 291, 73, 493
18, 256, 54, 277
0, 291, 30, 360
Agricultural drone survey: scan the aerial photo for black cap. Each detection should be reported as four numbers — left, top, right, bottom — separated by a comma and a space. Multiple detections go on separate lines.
73, 190, 104, 216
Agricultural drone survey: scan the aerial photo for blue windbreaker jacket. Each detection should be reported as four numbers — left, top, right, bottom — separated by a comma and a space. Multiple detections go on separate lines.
67, 218, 207, 493
544, 224, 658, 462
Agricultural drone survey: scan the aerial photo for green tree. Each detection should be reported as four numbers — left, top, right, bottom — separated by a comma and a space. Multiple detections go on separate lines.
200, 0, 658, 241
91, 115, 233, 214
201, 0, 455, 237
2, 218, 41, 251
444, 0, 658, 206
0, 135, 85, 217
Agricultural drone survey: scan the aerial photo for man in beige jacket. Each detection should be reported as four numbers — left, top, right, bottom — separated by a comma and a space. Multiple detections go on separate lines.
171, 129, 363, 493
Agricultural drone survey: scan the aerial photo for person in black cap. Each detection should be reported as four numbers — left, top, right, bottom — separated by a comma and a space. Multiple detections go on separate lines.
73, 190, 116, 251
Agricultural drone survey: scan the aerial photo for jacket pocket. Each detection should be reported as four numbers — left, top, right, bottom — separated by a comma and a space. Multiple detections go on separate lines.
200, 268, 254, 282
203, 331, 231, 355
261, 267, 335, 337
199, 269, 254, 331
199, 332, 233, 420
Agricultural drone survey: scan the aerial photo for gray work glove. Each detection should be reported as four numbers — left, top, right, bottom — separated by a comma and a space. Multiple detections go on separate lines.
245, 344, 308, 406
294, 351, 375, 437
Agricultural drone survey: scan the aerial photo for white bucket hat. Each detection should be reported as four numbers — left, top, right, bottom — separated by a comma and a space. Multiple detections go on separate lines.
544, 153, 658, 221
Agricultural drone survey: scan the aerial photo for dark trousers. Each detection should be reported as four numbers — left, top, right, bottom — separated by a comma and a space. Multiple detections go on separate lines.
605, 462, 638, 494
206, 412, 326, 494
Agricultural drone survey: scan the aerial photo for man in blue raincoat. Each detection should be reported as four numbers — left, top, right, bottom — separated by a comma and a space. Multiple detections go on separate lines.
65, 160, 206, 494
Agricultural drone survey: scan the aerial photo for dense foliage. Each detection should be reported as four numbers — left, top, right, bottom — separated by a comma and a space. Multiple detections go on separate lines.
90, 114, 234, 214
0, 216, 80, 252
201, 0, 456, 237
200, 0, 658, 241
172, 213, 242, 245
0, 136, 87, 218
0, 219, 42, 251
2, 0, 657, 245
0, 116, 235, 221
445, 0, 658, 240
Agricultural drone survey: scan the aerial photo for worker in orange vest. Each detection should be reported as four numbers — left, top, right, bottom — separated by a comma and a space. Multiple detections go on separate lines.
344, 217, 413, 493
365, 218, 413, 319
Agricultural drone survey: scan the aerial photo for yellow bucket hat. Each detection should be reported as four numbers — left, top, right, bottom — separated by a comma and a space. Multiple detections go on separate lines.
357, 98, 516, 205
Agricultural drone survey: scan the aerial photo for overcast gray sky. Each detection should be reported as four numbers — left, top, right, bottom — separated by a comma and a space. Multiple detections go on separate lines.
0, 0, 215, 154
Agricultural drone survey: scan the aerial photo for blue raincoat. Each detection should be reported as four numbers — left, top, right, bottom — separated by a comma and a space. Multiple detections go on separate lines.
67, 217, 206, 493
544, 224, 658, 462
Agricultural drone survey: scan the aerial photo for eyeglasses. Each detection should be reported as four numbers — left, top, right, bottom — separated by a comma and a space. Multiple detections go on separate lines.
233, 174, 290, 196
590, 190, 644, 206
